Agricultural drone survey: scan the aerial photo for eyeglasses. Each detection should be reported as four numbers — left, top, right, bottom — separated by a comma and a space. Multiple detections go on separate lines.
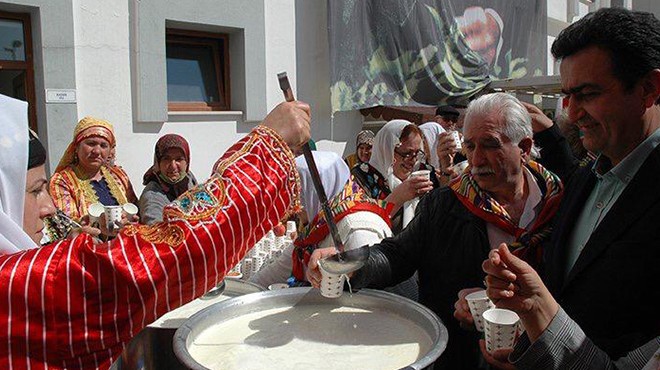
394, 148, 425, 161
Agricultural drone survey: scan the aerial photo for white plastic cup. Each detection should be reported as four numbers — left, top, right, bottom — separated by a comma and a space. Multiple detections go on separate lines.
88, 203, 104, 226
103, 206, 123, 230
465, 290, 495, 332
450, 130, 462, 150
483, 308, 521, 353
410, 169, 431, 179
286, 221, 297, 239
319, 264, 346, 298
122, 203, 138, 216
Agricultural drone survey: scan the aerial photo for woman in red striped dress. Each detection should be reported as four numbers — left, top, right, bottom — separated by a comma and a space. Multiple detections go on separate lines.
0, 94, 311, 370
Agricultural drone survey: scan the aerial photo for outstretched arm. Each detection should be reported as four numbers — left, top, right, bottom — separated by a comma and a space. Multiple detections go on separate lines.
0, 101, 311, 370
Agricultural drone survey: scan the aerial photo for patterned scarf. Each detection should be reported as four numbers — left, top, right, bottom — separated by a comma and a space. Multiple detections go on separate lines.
449, 161, 563, 268
351, 162, 391, 200
291, 177, 393, 281
55, 116, 115, 173
142, 134, 195, 200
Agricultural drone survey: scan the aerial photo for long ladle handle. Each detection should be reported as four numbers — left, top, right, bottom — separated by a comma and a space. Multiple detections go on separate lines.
277, 72, 345, 257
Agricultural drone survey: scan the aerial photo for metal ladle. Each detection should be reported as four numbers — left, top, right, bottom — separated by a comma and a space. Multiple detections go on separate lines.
278, 72, 369, 275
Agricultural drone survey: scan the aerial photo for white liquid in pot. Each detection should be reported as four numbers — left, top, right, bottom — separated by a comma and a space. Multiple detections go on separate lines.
189, 305, 433, 370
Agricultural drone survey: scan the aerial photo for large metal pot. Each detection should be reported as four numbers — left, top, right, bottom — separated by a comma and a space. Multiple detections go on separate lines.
110, 279, 264, 369
173, 287, 448, 370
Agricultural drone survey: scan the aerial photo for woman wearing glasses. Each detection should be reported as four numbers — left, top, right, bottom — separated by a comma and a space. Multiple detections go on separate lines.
351, 119, 439, 234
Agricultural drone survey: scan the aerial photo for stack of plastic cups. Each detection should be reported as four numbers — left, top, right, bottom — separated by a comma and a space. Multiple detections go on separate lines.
249, 242, 261, 259
230, 263, 241, 275
250, 256, 261, 276
259, 250, 270, 266
253, 254, 265, 273
275, 235, 286, 250
261, 239, 271, 255
262, 238, 270, 251
241, 258, 253, 280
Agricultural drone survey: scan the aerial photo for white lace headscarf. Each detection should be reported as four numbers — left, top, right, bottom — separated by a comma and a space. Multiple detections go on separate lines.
368, 119, 411, 181
419, 121, 446, 169
295, 151, 350, 219
0, 94, 38, 254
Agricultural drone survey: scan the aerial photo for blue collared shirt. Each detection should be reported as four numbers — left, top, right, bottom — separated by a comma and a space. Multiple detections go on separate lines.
564, 128, 660, 278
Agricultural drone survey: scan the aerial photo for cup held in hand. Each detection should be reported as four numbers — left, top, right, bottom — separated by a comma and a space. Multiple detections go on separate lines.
450, 130, 462, 150
319, 264, 346, 298
122, 203, 138, 216
410, 169, 431, 179
88, 203, 104, 226
465, 289, 495, 332
483, 308, 520, 353
103, 206, 123, 231
451, 160, 469, 175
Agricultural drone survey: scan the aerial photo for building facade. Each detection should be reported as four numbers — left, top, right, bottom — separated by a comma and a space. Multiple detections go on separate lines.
0, 0, 656, 193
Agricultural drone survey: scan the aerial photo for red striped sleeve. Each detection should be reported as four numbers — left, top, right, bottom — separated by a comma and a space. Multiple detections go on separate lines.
0, 126, 300, 369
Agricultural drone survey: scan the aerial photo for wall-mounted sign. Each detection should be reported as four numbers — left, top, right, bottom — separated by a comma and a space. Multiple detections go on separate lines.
46, 89, 77, 103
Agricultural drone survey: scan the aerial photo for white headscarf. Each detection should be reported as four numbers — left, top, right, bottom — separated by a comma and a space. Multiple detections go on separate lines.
419, 121, 446, 169
295, 151, 350, 219
369, 119, 425, 228
0, 94, 37, 254
369, 119, 411, 178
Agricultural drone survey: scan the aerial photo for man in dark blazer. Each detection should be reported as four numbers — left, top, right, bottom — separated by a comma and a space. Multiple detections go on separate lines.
545, 8, 660, 360
479, 8, 660, 369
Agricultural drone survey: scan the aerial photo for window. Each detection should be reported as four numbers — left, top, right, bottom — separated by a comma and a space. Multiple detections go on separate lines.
166, 29, 230, 111
0, 11, 36, 131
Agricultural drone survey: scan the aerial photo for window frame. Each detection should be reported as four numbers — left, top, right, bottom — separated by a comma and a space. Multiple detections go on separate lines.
165, 29, 231, 112
0, 10, 37, 132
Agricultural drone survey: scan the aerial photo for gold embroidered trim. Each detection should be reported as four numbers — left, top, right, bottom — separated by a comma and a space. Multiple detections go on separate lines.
214, 134, 259, 174
164, 180, 226, 222
124, 223, 185, 247
252, 126, 302, 220
102, 167, 129, 205
71, 165, 129, 207
71, 165, 100, 206
212, 126, 301, 221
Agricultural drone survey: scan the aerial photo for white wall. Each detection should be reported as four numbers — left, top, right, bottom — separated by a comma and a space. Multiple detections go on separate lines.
64, 0, 299, 194
71, 0, 138, 181
294, 0, 362, 158
265, 0, 297, 113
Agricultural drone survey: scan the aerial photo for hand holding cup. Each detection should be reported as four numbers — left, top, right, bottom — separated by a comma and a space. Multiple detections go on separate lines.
482, 243, 560, 342
318, 263, 346, 298
307, 247, 340, 288
389, 175, 433, 205
436, 132, 458, 170
453, 287, 485, 329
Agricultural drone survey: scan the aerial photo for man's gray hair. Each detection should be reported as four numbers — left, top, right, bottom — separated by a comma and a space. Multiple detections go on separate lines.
464, 92, 540, 158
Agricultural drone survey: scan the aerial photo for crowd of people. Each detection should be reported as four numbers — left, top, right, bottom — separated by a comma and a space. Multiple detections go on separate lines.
0, 6, 659, 370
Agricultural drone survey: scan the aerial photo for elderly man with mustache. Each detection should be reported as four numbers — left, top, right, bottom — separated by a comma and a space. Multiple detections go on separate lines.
306, 92, 564, 370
